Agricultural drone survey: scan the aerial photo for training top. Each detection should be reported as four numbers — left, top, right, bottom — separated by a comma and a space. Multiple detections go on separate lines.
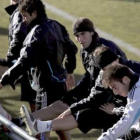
98, 74, 140, 140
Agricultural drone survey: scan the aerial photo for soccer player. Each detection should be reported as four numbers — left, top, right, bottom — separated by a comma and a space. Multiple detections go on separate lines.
98, 64, 140, 140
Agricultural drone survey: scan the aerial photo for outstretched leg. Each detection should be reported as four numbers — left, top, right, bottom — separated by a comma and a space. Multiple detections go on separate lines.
25, 102, 72, 140
20, 105, 78, 136
32, 100, 69, 121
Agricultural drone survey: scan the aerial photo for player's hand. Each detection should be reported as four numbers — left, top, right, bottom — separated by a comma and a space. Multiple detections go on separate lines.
66, 73, 75, 91
99, 103, 115, 115
58, 108, 71, 119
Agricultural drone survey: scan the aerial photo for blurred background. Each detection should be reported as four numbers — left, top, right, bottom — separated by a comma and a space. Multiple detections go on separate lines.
0, 0, 140, 139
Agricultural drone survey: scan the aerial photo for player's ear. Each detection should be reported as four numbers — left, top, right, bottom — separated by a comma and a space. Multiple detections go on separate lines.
122, 76, 130, 85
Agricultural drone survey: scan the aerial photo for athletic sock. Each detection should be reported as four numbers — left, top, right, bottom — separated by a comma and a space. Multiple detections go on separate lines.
37, 120, 52, 133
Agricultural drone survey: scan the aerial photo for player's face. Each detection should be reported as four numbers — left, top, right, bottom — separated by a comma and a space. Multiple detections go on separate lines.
109, 77, 130, 97
75, 31, 93, 49
22, 11, 37, 24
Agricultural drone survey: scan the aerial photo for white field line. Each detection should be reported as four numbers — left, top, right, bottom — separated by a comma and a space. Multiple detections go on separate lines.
44, 1, 140, 56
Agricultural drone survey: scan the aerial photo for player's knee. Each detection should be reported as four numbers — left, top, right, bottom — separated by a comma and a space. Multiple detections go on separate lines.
51, 100, 68, 111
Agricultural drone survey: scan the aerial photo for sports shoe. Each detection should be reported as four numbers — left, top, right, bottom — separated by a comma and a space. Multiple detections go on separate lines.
0, 104, 12, 121
20, 105, 38, 136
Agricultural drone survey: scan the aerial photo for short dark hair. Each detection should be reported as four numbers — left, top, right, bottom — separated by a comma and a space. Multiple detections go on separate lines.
94, 45, 118, 69
19, 0, 47, 17
102, 63, 133, 88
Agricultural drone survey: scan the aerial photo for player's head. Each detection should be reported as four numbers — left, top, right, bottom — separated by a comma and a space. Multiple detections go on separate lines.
19, 0, 47, 24
73, 17, 98, 49
93, 45, 118, 70
102, 63, 132, 97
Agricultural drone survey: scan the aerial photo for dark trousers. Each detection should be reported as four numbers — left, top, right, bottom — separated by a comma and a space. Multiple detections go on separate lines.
20, 74, 36, 104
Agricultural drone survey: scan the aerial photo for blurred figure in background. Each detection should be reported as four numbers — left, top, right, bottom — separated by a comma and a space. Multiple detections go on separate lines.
0, 0, 37, 112
0, 0, 78, 139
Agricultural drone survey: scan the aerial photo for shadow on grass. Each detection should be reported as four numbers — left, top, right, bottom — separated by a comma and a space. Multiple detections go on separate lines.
71, 130, 100, 138
49, 129, 101, 140
0, 95, 20, 101
0, 27, 8, 36
114, 0, 140, 2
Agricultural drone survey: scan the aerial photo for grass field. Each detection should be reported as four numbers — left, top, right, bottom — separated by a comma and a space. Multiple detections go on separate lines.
0, 0, 140, 139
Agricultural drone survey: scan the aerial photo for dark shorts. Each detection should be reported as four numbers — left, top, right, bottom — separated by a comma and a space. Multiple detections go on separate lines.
72, 108, 121, 134
46, 82, 67, 105
62, 89, 90, 106
61, 94, 79, 106
36, 82, 67, 110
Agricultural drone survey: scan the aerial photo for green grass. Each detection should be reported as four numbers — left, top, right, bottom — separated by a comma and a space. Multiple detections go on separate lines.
45, 0, 140, 61
0, 0, 140, 140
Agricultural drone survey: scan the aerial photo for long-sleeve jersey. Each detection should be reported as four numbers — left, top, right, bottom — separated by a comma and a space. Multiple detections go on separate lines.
67, 36, 126, 102
98, 74, 140, 140
70, 70, 126, 114
70, 56, 140, 115
0, 4, 25, 67
0, 17, 77, 91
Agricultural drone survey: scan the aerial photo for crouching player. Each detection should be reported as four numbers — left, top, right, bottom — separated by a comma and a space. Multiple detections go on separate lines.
98, 64, 140, 140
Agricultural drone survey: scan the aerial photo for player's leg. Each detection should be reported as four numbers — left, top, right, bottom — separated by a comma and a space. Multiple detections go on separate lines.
20, 104, 78, 136
32, 100, 69, 121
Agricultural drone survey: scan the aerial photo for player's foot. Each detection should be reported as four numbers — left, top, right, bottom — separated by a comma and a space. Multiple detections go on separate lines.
20, 105, 38, 136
